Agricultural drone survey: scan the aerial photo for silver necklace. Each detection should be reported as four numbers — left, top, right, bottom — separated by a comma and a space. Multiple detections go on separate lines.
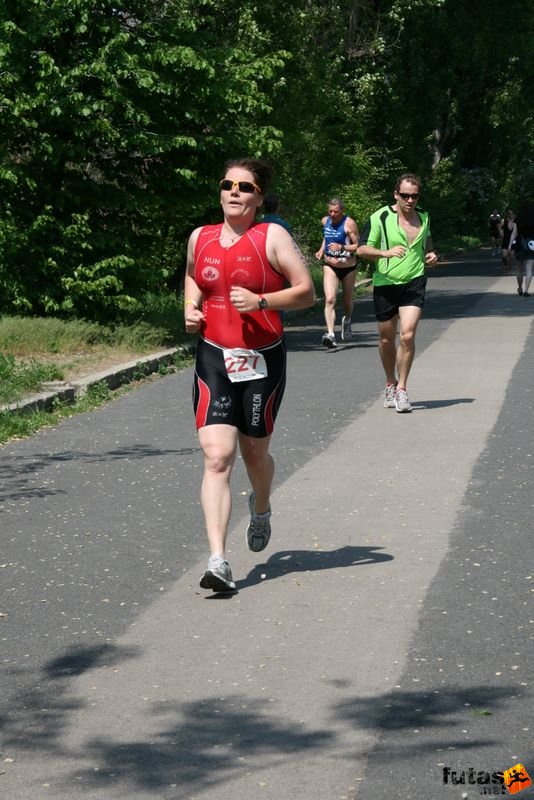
221, 228, 245, 248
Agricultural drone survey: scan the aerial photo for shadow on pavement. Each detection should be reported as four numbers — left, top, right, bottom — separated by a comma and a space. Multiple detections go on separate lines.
412, 398, 475, 410
3, 645, 333, 794
45, 643, 141, 679
333, 683, 528, 760
54, 684, 524, 796
425, 288, 534, 320
0, 444, 200, 502
62, 696, 333, 795
284, 326, 377, 353
238, 545, 394, 591
0, 644, 142, 755
2, 641, 525, 796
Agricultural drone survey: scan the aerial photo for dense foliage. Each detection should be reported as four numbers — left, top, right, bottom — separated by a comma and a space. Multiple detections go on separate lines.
1, 0, 532, 320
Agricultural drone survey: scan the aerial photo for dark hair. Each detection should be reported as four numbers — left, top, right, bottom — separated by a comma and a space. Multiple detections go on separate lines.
395, 172, 422, 192
223, 158, 273, 195
263, 194, 280, 214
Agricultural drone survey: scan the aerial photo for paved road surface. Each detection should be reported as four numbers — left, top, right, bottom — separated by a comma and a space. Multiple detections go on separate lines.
1, 251, 533, 799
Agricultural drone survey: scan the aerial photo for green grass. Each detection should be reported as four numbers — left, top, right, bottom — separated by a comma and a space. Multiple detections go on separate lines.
0, 354, 64, 404
0, 308, 185, 358
0, 307, 189, 404
0, 380, 115, 444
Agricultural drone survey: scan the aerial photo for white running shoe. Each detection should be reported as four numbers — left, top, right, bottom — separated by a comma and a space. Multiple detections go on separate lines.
199, 556, 236, 592
395, 388, 412, 413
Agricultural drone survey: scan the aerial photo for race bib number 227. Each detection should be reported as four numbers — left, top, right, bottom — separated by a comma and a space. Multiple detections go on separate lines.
223, 348, 268, 383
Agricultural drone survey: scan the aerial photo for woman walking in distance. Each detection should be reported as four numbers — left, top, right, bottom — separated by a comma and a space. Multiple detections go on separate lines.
499, 208, 517, 275
184, 158, 315, 592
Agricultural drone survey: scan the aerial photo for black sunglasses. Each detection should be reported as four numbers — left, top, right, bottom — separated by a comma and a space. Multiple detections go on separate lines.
220, 179, 262, 194
397, 192, 419, 201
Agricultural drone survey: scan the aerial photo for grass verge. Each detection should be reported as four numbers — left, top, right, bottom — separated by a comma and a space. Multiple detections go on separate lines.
0, 354, 64, 404
0, 311, 189, 400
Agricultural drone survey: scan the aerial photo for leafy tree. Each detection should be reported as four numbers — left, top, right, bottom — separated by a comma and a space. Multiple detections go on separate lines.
2, 0, 534, 324
348, 0, 534, 229
0, 0, 290, 318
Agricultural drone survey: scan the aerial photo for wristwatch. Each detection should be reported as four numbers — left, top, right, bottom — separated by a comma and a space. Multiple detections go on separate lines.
258, 295, 268, 310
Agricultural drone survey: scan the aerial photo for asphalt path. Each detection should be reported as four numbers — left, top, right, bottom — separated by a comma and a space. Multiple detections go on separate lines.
0, 250, 533, 799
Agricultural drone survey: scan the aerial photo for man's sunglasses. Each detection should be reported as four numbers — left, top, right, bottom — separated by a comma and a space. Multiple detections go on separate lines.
220, 179, 262, 194
397, 192, 419, 201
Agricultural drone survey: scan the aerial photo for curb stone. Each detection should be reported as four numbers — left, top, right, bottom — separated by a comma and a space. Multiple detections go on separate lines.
0, 344, 196, 415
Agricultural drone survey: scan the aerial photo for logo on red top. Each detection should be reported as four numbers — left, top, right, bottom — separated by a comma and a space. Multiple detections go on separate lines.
202, 266, 220, 281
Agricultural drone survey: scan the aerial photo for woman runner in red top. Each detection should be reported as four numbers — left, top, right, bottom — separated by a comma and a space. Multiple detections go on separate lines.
184, 158, 315, 592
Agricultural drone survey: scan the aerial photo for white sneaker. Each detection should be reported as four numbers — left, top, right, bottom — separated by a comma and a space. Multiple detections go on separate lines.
341, 316, 352, 341
322, 332, 337, 348
199, 556, 236, 592
395, 388, 412, 413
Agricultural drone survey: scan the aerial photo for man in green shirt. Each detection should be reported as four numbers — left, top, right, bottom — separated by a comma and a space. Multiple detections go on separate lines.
357, 173, 438, 412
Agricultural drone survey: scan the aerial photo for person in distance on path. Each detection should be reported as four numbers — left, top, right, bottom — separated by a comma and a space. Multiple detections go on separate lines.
499, 208, 517, 275
315, 198, 359, 347
184, 158, 315, 592
488, 208, 502, 255
357, 173, 438, 413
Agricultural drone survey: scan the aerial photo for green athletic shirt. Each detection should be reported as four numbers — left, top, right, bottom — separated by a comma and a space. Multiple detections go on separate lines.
358, 204, 431, 286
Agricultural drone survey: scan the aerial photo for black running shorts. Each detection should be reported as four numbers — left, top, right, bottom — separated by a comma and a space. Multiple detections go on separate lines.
373, 275, 427, 322
193, 337, 287, 438
323, 263, 356, 281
